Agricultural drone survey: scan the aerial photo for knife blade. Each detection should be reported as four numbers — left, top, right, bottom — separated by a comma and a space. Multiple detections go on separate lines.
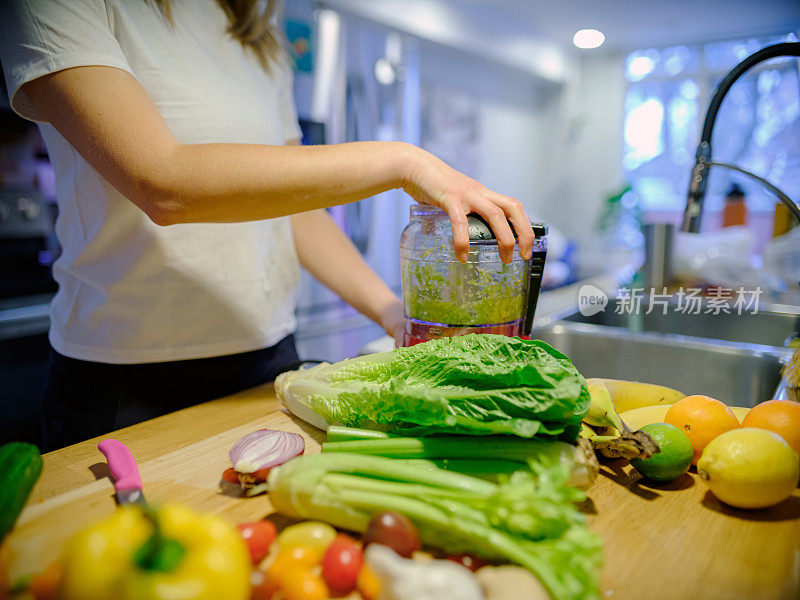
98, 438, 147, 506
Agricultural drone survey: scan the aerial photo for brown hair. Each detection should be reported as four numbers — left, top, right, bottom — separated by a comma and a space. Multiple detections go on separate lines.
150, 0, 284, 71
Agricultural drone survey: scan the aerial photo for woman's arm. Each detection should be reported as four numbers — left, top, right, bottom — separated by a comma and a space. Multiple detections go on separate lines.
290, 209, 405, 343
23, 66, 534, 263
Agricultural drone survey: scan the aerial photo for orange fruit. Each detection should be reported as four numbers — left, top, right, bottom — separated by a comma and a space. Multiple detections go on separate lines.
664, 395, 740, 465
741, 399, 800, 456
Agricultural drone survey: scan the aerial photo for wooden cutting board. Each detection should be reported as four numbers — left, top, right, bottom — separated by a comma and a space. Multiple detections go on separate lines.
4, 383, 800, 600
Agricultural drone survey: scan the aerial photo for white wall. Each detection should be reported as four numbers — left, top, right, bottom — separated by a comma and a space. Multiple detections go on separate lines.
537, 52, 627, 243
416, 40, 630, 249
417, 40, 563, 222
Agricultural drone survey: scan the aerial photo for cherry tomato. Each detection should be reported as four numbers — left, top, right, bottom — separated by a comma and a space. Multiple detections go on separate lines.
259, 545, 323, 599
356, 564, 382, 600
222, 468, 239, 484
321, 534, 363, 593
253, 467, 271, 481
363, 512, 421, 558
280, 567, 329, 600
249, 570, 275, 600
277, 521, 337, 554
28, 562, 62, 600
447, 553, 488, 572
237, 520, 277, 564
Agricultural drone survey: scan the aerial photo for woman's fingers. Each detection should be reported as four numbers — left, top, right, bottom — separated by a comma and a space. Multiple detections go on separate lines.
473, 201, 517, 264
491, 192, 535, 260
404, 149, 533, 263
447, 208, 470, 263
444, 192, 532, 264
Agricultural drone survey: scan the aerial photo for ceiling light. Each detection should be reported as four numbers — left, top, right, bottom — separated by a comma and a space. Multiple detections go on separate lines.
573, 29, 605, 50
374, 58, 396, 85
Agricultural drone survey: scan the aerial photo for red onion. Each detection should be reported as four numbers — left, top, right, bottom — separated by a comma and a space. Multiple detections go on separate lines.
229, 429, 305, 474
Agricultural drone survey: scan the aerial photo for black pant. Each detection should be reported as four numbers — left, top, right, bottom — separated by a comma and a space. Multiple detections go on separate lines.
41, 335, 299, 451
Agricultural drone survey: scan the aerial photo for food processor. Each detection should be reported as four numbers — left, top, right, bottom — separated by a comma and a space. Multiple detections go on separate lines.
400, 204, 548, 346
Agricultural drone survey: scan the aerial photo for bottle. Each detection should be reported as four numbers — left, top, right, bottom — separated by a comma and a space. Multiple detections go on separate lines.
722, 183, 747, 227
773, 202, 794, 237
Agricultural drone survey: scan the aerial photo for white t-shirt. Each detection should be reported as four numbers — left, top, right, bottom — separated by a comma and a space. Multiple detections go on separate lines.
0, 0, 303, 363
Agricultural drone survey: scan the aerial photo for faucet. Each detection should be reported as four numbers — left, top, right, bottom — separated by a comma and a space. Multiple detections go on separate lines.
681, 42, 800, 233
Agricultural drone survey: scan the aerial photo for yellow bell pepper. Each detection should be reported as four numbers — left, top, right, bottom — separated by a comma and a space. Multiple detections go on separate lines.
59, 504, 250, 600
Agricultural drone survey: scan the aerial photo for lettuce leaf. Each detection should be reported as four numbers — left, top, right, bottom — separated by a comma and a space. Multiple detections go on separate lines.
276, 333, 589, 440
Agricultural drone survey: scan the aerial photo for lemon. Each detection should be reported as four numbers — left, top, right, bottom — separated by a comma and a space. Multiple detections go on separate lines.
630, 423, 693, 482
697, 428, 799, 509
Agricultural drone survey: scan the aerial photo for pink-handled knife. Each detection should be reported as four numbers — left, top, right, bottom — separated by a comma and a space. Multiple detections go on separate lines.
98, 439, 147, 506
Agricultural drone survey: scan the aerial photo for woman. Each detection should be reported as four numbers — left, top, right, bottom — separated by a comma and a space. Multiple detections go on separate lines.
0, 0, 534, 450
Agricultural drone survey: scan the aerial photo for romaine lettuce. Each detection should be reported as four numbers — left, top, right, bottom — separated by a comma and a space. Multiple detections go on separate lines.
276, 333, 589, 441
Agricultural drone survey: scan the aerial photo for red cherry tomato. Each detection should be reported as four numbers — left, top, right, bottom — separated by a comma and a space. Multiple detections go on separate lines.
237, 520, 277, 564
447, 553, 488, 572
254, 467, 272, 481
321, 534, 363, 593
363, 512, 421, 558
222, 468, 239, 484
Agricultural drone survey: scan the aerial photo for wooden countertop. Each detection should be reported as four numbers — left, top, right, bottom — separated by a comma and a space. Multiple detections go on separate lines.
4, 383, 800, 600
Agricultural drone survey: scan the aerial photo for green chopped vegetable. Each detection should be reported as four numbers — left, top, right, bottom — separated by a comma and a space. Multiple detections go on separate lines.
268, 452, 602, 600
276, 334, 590, 440
402, 257, 527, 325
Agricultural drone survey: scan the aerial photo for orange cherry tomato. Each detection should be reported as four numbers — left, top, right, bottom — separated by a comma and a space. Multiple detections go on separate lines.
356, 564, 382, 600
280, 567, 328, 600
262, 545, 324, 595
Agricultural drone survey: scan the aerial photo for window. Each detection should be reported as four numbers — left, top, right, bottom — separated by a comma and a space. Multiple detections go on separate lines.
622, 33, 800, 213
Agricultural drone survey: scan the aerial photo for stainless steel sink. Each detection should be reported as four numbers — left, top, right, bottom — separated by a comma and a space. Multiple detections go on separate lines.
532, 321, 789, 407
563, 301, 799, 348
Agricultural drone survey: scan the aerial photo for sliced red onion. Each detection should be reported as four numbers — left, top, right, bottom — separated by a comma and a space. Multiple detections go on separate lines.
229, 429, 305, 474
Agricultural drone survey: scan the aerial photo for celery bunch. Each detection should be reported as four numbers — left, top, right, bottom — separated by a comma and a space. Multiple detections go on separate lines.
268, 452, 602, 600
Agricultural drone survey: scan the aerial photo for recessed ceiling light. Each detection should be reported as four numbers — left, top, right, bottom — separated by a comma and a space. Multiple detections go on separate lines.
573, 29, 605, 50
374, 58, 396, 85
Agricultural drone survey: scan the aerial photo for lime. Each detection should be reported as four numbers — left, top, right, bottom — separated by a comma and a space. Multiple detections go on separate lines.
697, 427, 799, 509
630, 423, 693, 482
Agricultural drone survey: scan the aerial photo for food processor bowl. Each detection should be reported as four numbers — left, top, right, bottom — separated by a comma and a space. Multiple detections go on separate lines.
400, 205, 548, 346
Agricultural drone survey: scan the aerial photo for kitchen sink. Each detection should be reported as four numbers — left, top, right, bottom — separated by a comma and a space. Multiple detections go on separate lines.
563, 300, 800, 348
532, 321, 789, 407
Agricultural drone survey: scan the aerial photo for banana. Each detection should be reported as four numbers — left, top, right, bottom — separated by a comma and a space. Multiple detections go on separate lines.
581, 381, 660, 460
584, 379, 626, 431
587, 378, 685, 413
619, 405, 670, 431
730, 406, 750, 423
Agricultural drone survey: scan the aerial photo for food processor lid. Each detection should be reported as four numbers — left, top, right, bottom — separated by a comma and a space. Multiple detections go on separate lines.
467, 215, 548, 241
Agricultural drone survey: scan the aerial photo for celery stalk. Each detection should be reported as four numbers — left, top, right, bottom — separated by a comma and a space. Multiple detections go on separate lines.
321, 435, 559, 459
326, 426, 393, 442
268, 452, 602, 600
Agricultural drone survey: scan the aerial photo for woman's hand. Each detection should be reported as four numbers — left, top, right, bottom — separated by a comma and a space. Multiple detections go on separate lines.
400, 146, 535, 264
379, 299, 406, 347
